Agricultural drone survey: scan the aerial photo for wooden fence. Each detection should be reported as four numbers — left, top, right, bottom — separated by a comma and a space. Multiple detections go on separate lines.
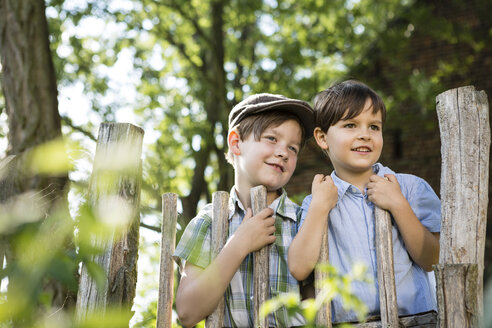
75, 86, 489, 327
76, 123, 144, 322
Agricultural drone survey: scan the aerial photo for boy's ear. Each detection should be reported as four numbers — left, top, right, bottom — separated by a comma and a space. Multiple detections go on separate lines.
228, 130, 241, 155
314, 127, 329, 150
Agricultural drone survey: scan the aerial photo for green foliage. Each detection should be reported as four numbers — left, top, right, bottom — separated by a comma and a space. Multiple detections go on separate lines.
349, 0, 492, 132
0, 215, 76, 326
260, 262, 371, 327
1, 0, 488, 326
0, 76, 85, 322
0, 138, 138, 327
42, 0, 490, 225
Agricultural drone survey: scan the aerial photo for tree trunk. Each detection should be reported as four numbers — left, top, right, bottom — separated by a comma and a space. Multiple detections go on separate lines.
181, 145, 210, 224
208, 0, 231, 193
0, 0, 73, 309
0, 0, 62, 153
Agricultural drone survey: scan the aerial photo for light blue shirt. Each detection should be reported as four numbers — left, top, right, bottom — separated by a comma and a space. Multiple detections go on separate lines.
300, 163, 441, 323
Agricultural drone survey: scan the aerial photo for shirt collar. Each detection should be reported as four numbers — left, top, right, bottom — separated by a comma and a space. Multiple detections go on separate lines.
229, 187, 298, 222
330, 163, 394, 198
373, 162, 396, 176
270, 189, 298, 221
229, 187, 244, 219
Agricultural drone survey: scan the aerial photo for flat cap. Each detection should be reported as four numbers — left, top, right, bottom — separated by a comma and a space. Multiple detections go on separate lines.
228, 93, 315, 136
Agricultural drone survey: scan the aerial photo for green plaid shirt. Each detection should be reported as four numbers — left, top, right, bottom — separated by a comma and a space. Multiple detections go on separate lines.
173, 188, 306, 327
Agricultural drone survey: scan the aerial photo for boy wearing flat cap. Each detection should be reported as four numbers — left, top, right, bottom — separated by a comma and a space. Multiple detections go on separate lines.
173, 93, 315, 327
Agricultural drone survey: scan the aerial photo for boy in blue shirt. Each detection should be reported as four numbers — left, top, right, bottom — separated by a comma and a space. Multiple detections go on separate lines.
288, 80, 441, 323
174, 93, 315, 327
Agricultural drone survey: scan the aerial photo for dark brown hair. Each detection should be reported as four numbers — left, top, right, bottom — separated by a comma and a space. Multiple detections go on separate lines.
313, 80, 386, 132
226, 111, 306, 164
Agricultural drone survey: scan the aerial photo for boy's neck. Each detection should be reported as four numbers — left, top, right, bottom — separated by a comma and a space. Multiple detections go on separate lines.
335, 168, 375, 193
234, 184, 280, 209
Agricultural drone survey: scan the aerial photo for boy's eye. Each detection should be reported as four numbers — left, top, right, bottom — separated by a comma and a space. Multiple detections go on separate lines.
370, 125, 381, 131
343, 123, 355, 128
264, 135, 276, 142
288, 146, 299, 154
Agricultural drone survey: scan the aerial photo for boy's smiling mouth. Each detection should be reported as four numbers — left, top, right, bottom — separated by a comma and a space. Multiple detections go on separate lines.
352, 146, 372, 153
266, 162, 285, 172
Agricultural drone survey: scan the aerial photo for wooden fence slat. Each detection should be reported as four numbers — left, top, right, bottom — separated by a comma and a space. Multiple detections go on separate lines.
76, 123, 144, 322
205, 191, 230, 327
374, 206, 399, 327
315, 226, 331, 327
435, 86, 490, 325
435, 264, 478, 328
354, 311, 437, 327
251, 185, 269, 328
156, 193, 178, 328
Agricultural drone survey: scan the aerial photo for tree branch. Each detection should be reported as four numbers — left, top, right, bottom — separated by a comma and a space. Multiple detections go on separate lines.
156, 26, 207, 78
140, 222, 161, 233
61, 116, 97, 141
161, 0, 213, 47
149, 1, 216, 86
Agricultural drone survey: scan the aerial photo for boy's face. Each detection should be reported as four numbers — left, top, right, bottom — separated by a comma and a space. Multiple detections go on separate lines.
316, 98, 383, 178
234, 119, 302, 193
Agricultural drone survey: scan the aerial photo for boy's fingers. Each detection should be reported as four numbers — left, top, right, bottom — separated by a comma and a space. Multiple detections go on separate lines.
257, 207, 274, 218
243, 208, 253, 220
369, 174, 383, 182
312, 174, 325, 184
324, 176, 334, 184
264, 217, 275, 227
384, 174, 397, 183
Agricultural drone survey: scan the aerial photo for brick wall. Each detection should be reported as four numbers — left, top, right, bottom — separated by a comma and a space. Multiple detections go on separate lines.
286, 0, 492, 283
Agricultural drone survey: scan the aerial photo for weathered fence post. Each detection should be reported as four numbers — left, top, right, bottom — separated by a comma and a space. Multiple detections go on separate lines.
76, 123, 144, 322
435, 264, 478, 327
315, 227, 331, 327
156, 193, 178, 328
435, 86, 490, 327
251, 185, 269, 328
374, 207, 399, 327
205, 191, 230, 327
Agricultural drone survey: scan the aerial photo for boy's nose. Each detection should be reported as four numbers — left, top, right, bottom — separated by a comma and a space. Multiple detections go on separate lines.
358, 129, 371, 140
275, 146, 289, 159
